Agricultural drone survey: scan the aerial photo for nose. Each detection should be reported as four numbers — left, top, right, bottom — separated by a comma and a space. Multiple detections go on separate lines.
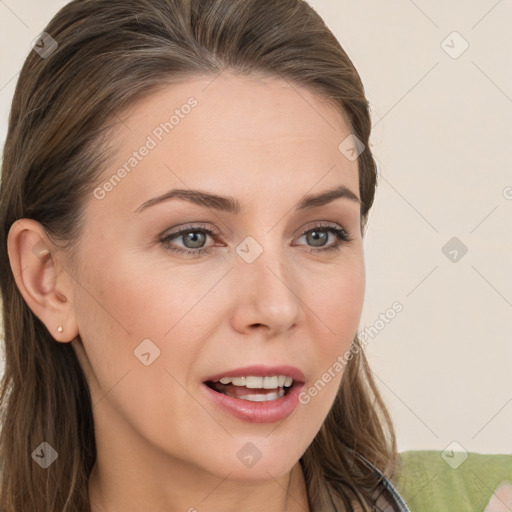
229, 240, 303, 337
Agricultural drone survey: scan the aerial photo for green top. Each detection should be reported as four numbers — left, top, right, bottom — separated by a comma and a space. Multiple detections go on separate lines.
391, 450, 512, 512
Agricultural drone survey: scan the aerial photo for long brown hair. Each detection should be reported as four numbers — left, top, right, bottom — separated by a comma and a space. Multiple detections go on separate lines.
0, 1, 399, 510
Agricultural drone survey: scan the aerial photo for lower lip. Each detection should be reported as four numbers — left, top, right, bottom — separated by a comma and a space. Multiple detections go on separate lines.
202, 382, 304, 423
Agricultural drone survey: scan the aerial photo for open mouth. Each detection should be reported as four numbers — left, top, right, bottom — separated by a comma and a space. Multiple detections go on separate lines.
204, 375, 295, 402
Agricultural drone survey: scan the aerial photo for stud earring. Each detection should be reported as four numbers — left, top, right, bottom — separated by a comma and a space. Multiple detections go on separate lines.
56, 290, 67, 303
57, 325, 63, 333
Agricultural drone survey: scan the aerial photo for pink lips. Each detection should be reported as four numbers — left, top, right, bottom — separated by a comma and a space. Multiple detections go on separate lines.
202, 364, 306, 424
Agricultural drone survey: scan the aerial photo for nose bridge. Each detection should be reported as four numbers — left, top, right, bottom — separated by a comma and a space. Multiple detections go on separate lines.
231, 230, 302, 330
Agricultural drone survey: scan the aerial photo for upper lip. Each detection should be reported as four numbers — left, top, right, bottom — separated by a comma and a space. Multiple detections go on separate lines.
203, 364, 305, 384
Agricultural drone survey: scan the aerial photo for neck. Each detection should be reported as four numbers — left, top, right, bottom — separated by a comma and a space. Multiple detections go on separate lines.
88, 457, 310, 512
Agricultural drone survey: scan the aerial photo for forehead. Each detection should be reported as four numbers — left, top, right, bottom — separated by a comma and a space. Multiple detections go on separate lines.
91, 72, 359, 218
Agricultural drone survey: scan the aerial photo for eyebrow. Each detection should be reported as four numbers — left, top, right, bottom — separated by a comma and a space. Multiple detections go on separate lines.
133, 184, 361, 214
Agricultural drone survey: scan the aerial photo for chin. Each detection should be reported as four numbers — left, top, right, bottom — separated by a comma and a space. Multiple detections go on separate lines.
199, 440, 305, 482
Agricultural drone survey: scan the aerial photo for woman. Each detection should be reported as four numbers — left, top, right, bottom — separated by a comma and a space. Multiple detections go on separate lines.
0, 0, 410, 510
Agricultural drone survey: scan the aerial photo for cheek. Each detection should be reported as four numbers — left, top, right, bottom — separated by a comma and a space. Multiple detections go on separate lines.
72, 252, 207, 455
75, 246, 196, 340
73, 245, 216, 395
299, 256, 365, 408
309, 255, 365, 347
330, 266, 365, 339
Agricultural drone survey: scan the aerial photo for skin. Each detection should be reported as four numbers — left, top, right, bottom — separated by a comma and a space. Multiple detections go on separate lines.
8, 72, 365, 512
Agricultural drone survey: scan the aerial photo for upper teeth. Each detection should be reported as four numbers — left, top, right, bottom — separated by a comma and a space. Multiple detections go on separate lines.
217, 375, 293, 389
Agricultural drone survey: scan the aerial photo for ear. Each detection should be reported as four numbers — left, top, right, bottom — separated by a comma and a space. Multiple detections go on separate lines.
7, 218, 79, 343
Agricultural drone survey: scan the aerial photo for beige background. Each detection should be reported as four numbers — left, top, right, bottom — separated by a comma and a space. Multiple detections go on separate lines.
1, 1, 511, 455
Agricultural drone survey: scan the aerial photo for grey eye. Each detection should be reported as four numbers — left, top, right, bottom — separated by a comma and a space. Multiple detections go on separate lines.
180, 231, 207, 249
305, 229, 329, 247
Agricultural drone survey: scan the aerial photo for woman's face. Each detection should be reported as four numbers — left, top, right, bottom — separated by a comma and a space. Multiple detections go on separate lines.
68, 72, 365, 482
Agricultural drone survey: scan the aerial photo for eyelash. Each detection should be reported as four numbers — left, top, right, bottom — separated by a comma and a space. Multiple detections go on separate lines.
160, 222, 353, 257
